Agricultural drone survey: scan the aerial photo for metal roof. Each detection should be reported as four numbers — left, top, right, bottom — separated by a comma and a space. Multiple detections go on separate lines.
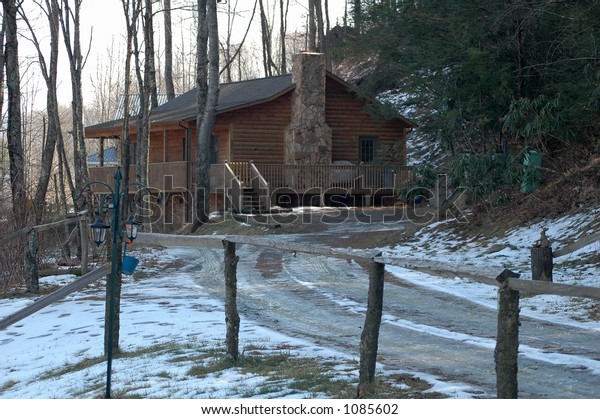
85, 74, 294, 134
85, 72, 416, 135
87, 146, 118, 165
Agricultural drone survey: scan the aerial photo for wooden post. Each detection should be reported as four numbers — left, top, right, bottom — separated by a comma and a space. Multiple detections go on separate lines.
25, 229, 39, 293
531, 229, 553, 282
223, 240, 240, 360
357, 258, 385, 397
531, 247, 553, 282
494, 269, 520, 399
79, 220, 88, 275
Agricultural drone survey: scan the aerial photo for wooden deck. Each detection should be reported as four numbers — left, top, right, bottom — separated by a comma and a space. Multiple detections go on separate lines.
90, 161, 414, 210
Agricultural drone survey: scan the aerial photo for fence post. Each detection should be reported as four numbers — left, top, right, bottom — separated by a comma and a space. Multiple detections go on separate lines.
357, 258, 385, 397
531, 230, 553, 282
25, 229, 39, 293
79, 220, 88, 275
494, 269, 520, 399
223, 240, 240, 360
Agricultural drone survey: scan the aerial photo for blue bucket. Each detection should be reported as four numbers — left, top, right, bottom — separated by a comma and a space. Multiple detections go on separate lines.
122, 255, 139, 275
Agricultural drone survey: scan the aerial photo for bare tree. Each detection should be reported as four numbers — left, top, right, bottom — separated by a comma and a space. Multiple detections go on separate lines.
144, 0, 158, 109
258, 0, 277, 77
2, 0, 27, 229
308, 0, 316, 51
219, 0, 257, 82
163, 0, 175, 99
59, 0, 90, 213
279, 0, 289, 74
307, 0, 325, 54
19, 0, 62, 225
192, 0, 219, 230
86, 42, 124, 125
132, 1, 149, 191
0, 8, 5, 132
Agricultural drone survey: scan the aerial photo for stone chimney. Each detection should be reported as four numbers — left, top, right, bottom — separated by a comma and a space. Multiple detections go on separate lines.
284, 52, 332, 165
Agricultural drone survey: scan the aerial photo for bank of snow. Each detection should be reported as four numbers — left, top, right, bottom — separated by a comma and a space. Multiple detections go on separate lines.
383, 206, 600, 325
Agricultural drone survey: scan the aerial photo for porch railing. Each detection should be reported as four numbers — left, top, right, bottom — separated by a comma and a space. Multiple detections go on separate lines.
92, 162, 414, 196
89, 162, 192, 192
253, 163, 413, 193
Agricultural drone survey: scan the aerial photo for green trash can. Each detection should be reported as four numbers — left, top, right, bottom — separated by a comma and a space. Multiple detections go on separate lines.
521, 150, 542, 193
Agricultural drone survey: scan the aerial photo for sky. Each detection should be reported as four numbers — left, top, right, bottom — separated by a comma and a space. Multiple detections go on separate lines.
1, 205, 600, 406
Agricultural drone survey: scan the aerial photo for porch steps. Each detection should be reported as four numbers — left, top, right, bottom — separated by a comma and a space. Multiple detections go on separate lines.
241, 187, 261, 214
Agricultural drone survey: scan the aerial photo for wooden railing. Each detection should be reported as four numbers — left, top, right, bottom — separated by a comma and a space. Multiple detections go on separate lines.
148, 162, 192, 190
228, 161, 251, 186
223, 163, 243, 212
250, 162, 270, 211
89, 162, 192, 192
92, 162, 414, 197
254, 163, 413, 193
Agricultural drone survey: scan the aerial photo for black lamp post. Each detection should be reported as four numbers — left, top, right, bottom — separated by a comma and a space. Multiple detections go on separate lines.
78, 166, 147, 399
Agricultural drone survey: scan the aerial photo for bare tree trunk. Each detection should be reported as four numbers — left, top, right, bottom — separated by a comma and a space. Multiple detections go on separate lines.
121, 0, 139, 188
3, 0, 27, 229
144, 0, 159, 109
21, 0, 61, 225
133, 2, 149, 193
279, 0, 289, 74
314, 0, 326, 55
164, 0, 175, 100
193, 0, 219, 230
258, 0, 276, 77
59, 0, 90, 212
324, 0, 330, 33
308, 0, 316, 51
0, 12, 5, 142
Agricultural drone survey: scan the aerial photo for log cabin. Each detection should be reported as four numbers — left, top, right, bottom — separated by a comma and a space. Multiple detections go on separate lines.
85, 52, 416, 227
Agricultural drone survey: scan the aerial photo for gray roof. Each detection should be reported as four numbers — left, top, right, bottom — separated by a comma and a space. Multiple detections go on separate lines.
113, 94, 171, 120
85, 74, 294, 134
88, 146, 117, 165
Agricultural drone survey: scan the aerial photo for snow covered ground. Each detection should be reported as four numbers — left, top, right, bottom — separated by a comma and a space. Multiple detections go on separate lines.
385, 206, 600, 325
0, 206, 599, 404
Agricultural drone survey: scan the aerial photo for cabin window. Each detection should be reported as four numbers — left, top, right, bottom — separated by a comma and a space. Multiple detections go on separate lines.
182, 136, 187, 161
359, 136, 378, 163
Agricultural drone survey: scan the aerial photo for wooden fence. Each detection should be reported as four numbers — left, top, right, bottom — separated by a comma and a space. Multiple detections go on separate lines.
134, 233, 600, 398
2, 230, 600, 398
0, 211, 90, 293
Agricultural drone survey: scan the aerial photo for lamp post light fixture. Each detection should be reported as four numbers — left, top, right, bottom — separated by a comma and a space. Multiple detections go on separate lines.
78, 166, 149, 399
123, 214, 141, 243
90, 216, 110, 247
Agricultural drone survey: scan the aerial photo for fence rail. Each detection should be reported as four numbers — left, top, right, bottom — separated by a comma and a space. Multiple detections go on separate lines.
134, 232, 600, 398
1, 212, 91, 292
4, 230, 599, 398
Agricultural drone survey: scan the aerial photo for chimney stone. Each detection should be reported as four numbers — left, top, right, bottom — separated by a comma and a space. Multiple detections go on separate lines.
284, 52, 332, 165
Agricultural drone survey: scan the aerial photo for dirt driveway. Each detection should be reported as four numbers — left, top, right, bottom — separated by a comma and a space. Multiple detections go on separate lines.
175, 208, 600, 398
